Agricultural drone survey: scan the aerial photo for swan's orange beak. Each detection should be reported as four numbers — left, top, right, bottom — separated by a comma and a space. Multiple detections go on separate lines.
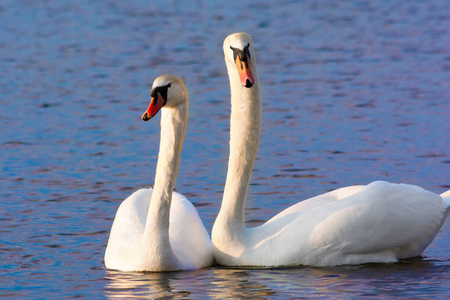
235, 55, 254, 88
142, 93, 165, 121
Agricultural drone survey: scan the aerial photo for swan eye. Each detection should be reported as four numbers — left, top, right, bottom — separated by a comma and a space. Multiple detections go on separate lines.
230, 43, 251, 67
150, 83, 171, 106
243, 43, 251, 60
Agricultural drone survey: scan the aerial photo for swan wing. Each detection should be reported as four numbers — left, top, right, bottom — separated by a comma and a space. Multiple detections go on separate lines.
289, 182, 445, 265
267, 185, 365, 224
244, 182, 447, 266
104, 189, 153, 269
169, 191, 214, 269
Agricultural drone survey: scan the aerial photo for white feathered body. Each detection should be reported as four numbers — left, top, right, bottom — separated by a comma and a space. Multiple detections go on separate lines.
213, 181, 449, 267
211, 33, 450, 268
104, 76, 213, 272
105, 189, 213, 271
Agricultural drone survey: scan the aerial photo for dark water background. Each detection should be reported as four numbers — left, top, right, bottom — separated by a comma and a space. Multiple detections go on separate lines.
1, 0, 449, 298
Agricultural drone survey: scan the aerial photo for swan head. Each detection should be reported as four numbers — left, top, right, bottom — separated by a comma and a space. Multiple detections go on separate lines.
223, 32, 256, 88
142, 75, 187, 121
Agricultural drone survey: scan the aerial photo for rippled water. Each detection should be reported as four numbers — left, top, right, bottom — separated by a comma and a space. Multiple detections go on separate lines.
1, 0, 449, 298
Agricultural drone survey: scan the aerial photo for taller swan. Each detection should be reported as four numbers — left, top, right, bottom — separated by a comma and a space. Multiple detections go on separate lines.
105, 75, 214, 272
211, 32, 450, 267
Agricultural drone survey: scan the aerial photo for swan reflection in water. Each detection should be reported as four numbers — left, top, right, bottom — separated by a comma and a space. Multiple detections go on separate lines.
104, 258, 448, 299
104, 269, 196, 299
103, 268, 276, 299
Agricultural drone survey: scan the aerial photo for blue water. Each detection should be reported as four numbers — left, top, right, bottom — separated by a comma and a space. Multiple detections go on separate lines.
1, 0, 449, 298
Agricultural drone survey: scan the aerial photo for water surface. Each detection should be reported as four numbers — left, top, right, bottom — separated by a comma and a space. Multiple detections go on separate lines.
1, 0, 449, 298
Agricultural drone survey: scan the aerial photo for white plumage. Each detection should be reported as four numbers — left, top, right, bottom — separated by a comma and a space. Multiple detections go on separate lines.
105, 76, 213, 272
211, 33, 450, 267
105, 189, 213, 271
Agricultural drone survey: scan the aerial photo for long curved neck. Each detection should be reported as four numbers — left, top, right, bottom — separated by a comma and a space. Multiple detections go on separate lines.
217, 60, 261, 232
143, 103, 188, 251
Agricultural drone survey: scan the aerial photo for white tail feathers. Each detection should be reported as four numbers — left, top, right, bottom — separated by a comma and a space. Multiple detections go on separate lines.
441, 190, 450, 209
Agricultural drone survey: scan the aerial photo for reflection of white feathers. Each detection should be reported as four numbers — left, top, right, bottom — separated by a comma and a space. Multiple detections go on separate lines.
105, 76, 213, 272
212, 33, 450, 267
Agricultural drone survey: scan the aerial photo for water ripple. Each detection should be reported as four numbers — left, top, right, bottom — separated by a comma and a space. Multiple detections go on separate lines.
0, 0, 449, 298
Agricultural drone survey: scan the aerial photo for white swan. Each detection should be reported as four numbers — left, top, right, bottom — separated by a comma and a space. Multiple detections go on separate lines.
105, 75, 214, 272
211, 32, 450, 267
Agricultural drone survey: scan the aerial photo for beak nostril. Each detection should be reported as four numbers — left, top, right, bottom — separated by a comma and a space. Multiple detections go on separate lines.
142, 112, 149, 121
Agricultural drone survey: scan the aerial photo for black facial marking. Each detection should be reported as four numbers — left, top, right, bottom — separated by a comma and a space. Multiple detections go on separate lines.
149, 83, 171, 106
230, 43, 251, 66
244, 43, 251, 60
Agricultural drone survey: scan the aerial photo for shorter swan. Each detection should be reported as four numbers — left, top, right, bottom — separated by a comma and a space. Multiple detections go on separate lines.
105, 75, 214, 272
211, 32, 450, 267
